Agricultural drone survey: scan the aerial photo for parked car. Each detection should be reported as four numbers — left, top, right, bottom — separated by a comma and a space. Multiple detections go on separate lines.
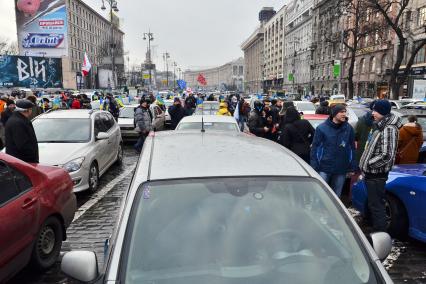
32, 110, 123, 193
195, 101, 220, 115
118, 104, 166, 141
61, 131, 392, 283
393, 108, 426, 163
0, 153, 77, 282
352, 164, 426, 242
303, 114, 329, 129
176, 115, 240, 132
293, 101, 316, 115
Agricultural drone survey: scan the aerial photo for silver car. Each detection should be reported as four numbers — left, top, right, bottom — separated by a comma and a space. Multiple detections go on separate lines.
61, 131, 393, 283
176, 115, 240, 132
33, 109, 123, 193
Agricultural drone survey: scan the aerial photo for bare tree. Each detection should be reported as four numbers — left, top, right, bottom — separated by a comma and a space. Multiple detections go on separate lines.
0, 37, 19, 55
369, 0, 426, 99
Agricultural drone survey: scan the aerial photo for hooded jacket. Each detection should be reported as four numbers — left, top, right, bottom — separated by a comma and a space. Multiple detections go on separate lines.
217, 103, 231, 116
315, 101, 330, 115
354, 111, 374, 163
168, 104, 187, 129
310, 118, 357, 174
359, 113, 402, 175
248, 110, 265, 137
134, 106, 152, 134
280, 107, 315, 163
397, 122, 423, 164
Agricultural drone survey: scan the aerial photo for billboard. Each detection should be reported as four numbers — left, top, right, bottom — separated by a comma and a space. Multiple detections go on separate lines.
0, 55, 63, 88
412, 79, 426, 100
98, 69, 116, 89
15, 0, 68, 57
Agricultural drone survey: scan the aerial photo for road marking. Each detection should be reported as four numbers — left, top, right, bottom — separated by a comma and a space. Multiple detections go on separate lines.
72, 166, 135, 222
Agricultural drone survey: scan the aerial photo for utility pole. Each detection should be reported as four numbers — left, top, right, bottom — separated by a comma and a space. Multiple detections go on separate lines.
163, 52, 170, 89
101, 0, 119, 89
173, 62, 177, 91
143, 31, 154, 90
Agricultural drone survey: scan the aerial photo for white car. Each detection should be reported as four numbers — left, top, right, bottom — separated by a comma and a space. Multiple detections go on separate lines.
293, 101, 317, 115
176, 115, 240, 132
33, 110, 123, 193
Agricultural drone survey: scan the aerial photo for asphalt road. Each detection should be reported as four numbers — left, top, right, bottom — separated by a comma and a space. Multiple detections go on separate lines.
8, 145, 426, 284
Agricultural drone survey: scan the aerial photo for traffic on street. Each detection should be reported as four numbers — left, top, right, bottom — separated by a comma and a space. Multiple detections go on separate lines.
1, 0, 426, 283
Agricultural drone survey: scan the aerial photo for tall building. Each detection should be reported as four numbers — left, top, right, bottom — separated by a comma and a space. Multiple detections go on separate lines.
184, 58, 244, 92
241, 7, 275, 94
263, 6, 286, 92
283, 0, 314, 95
15, 0, 125, 89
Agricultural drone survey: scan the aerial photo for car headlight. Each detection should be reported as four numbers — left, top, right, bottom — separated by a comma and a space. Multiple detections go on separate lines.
63, 157, 85, 173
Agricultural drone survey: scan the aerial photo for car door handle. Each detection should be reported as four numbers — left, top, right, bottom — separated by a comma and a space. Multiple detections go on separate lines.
22, 197, 38, 209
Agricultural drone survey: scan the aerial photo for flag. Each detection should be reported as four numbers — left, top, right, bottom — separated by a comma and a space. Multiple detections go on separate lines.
233, 102, 240, 121
82, 52, 92, 77
177, 80, 187, 90
197, 73, 207, 86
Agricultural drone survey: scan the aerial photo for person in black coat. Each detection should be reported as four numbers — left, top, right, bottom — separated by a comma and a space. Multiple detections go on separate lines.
168, 97, 187, 130
1, 99, 16, 126
5, 99, 39, 163
279, 106, 315, 163
315, 101, 330, 115
248, 100, 268, 137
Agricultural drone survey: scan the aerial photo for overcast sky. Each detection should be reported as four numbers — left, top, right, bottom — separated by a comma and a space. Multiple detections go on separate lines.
0, 0, 286, 71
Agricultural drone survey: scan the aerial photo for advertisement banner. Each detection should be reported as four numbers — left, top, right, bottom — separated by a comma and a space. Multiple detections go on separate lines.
412, 79, 426, 100
0, 55, 63, 88
15, 0, 68, 57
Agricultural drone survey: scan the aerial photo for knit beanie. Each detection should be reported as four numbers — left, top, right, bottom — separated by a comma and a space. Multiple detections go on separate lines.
372, 100, 391, 116
331, 104, 346, 118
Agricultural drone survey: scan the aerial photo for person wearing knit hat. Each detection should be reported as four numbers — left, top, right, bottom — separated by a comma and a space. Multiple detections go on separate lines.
311, 103, 357, 197
5, 99, 39, 163
359, 99, 402, 233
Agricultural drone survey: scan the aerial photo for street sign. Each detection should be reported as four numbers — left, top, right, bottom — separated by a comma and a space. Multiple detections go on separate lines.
288, 73, 294, 82
333, 60, 341, 78
143, 74, 151, 79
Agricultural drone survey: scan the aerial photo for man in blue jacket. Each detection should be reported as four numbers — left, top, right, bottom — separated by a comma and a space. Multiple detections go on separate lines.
311, 104, 357, 197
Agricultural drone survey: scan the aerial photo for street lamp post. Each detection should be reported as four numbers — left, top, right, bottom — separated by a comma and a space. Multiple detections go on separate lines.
101, 0, 119, 89
173, 62, 177, 90
163, 52, 170, 89
143, 32, 154, 90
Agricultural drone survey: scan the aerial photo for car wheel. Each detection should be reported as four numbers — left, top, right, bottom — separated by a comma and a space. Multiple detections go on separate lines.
30, 217, 63, 270
88, 162, 99, 192
385, 194, 408, 240
116, 144, 123, 165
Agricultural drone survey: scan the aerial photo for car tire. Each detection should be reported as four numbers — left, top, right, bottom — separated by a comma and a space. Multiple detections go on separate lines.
88, 162, 99, 193
385, 194, 409, 240
116, 144, 123, 165
30, 216, 63, 270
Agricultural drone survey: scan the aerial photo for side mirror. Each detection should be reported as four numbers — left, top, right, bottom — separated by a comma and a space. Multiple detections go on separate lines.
61, 251, 99, 282
369, 232, 392, 261
96, 132, 110, 140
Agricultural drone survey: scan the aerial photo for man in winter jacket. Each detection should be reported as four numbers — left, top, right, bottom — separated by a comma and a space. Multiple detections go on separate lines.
1, 99, 16, 126
311, 104, 357, 197
168, 97, 186, 130
280, 106, 315, 163
359, 99, 402, 232
248, 100, 268, 137
5, 99, 39, 163
133, 98, 153, 153
315, 101, 330, 115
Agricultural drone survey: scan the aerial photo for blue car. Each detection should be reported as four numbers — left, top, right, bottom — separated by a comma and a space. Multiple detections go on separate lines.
352, 164, 426, 242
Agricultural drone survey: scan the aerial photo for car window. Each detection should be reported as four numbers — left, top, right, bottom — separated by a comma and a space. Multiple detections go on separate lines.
122, 177, 377, 284
154, 106, 163, 117
103, 113, 116, 130
10, 166, 32, 192
0, 161, 20, 206
94, 114, 108, 134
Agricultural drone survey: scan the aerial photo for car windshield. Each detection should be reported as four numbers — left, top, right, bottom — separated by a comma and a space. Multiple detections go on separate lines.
296, 103, 316, 111
33, 118, 91, 143
120, 107, 136, 118
122, 177, 377, 284
176, 122, 239, 132
306, 119, 326, 129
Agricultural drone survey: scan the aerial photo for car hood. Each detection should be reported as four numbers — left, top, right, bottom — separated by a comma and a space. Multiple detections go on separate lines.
38, 142, 90, 166
390, 164, 426, 178
118, 118, 134, 126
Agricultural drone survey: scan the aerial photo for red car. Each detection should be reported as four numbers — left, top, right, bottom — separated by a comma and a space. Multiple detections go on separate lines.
0, 153, 77, 282
303, 114, 329, 129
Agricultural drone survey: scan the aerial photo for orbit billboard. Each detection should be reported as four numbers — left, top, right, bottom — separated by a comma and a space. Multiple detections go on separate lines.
15, 0, 68, 57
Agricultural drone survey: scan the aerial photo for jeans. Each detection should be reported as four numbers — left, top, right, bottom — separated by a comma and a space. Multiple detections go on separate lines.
365, 177, 387, 232
134, 134, 147, 153
319, 172, 346, 197
238, 117, 246, 132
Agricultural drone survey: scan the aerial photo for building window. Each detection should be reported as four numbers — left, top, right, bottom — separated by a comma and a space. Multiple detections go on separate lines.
360, 58, 366, 73
369, 56, 376, 73
419, 7, 426, 26
415, 44, 426, 64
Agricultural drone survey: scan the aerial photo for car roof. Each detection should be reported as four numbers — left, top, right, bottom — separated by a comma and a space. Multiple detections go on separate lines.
35, 109, 101, 119
137, 131, 310, 182
179, 115, 237, 123
393, 109, 426, 116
